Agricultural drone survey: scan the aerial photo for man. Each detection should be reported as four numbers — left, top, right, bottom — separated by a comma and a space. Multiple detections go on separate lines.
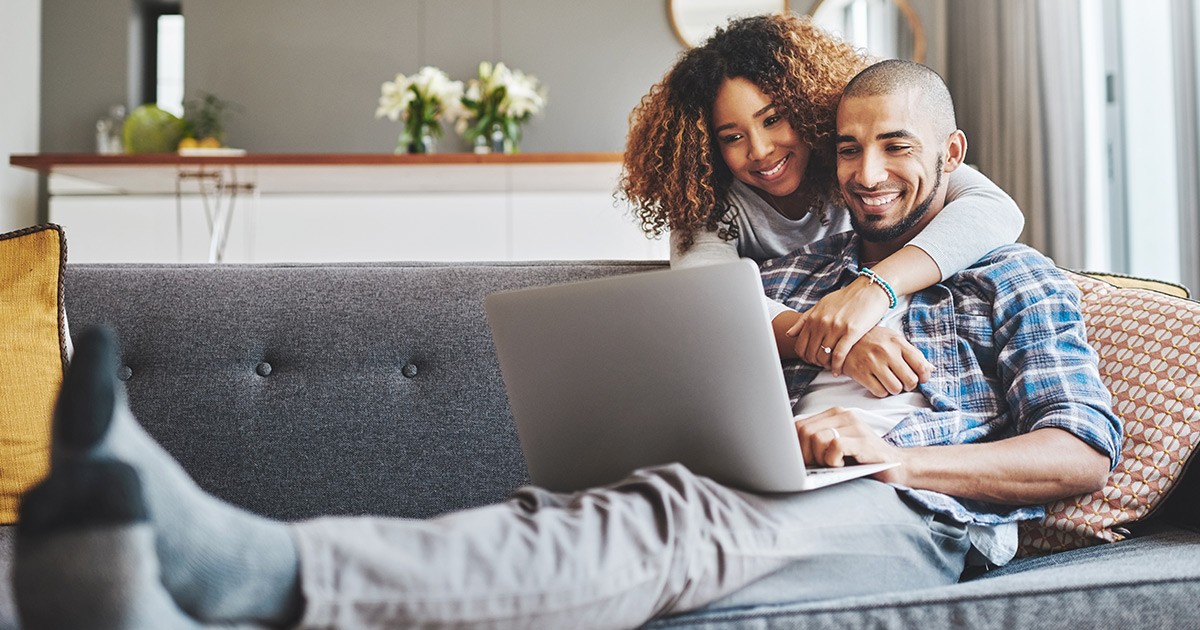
15, 60, 1120, 630
764, 58, 1120, 567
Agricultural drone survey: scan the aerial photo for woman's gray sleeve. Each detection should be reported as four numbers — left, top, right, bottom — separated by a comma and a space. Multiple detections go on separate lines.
670, 229, 794, 321
669, 228, 741, 269
906, 165, 1025, 281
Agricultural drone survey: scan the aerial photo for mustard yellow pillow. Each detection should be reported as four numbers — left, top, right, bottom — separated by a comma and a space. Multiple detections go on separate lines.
0, 224, 68, 524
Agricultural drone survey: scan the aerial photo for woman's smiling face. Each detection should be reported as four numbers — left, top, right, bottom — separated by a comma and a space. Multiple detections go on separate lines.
711, 77, 812, 200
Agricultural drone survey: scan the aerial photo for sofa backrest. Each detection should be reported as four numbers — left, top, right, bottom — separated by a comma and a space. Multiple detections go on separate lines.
64, 261, 667, 521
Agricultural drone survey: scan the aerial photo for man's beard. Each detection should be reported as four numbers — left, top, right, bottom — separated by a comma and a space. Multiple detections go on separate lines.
849, 155, 944, 243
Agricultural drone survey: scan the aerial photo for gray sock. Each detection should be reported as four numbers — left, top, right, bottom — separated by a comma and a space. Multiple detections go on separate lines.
52, 327, 303, 626
15, 459, 260, 629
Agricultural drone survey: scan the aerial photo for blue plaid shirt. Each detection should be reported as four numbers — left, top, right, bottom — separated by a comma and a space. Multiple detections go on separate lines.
760, 233, 1122, 526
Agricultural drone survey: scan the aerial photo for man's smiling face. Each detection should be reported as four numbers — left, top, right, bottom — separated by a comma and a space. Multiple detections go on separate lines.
834, 88, 952, 245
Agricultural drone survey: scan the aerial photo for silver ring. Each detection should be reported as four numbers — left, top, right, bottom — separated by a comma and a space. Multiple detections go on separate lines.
821, 345, 833, 354
827, 428, 840, 440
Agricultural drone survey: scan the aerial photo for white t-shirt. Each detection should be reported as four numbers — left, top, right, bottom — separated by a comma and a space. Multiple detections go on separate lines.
792, 295, 928, 429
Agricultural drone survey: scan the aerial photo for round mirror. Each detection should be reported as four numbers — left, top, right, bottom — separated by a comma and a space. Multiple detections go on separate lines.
668, 0, 789, 48
810, 0, 926, 64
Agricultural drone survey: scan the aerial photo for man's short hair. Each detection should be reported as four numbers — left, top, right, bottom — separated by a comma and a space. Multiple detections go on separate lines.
842, 59, 957, 138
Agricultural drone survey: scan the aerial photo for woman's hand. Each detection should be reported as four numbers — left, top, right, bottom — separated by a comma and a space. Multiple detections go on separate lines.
840, 327, 934, 397
786, 276, 891, 374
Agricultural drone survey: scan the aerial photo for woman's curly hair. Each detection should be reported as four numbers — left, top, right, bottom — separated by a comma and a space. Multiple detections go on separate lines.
619, 14, 869, 251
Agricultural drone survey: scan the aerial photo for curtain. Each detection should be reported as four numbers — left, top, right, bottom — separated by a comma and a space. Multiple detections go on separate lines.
1171, 0, 1200, 291
945, 0, 1088, 269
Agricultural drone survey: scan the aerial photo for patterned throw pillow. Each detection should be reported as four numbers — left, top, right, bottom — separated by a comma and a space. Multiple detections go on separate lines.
1017, 271, 1200, 555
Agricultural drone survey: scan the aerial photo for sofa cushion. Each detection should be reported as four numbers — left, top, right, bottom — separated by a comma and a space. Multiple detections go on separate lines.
0, 225, 68, 524
1017, 271, 1200, 555
647, 526, 1200, 630
60, 261, 667, 522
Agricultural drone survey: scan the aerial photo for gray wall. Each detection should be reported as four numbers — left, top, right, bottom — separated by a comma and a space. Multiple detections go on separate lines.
38, 0, 947, 155
41, 0, 687, 154
2, 0, 42, 233
39, 0, 130, 156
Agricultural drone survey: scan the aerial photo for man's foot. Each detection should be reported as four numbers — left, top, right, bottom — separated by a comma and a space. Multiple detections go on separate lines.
15, 459, 247, 629
48, 327, 302, 625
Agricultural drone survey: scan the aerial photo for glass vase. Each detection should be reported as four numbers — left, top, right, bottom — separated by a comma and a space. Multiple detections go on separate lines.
399, 121, 437, 154
489, 121, 520, 154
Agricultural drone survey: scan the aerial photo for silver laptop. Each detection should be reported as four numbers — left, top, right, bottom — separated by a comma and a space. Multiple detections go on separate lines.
485, 259, 897, 494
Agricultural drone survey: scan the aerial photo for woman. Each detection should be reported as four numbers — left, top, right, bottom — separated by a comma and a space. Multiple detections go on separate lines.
620, 14, 1022, 388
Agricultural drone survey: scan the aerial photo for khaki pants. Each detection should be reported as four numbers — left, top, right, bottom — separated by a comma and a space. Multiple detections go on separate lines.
293, 464, 970, 630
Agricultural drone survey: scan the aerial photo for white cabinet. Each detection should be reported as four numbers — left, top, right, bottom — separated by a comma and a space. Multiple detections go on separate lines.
249, 194, 513, 263
40, 155, 669, 263
511, 191, 664, 261
52, 195, 244, 263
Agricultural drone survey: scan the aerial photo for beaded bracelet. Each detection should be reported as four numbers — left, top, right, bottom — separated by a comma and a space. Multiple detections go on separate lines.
858, 267, 898, 309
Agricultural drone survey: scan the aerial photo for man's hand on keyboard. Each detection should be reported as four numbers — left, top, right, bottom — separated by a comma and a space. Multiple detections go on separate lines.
794, 408, 907, 484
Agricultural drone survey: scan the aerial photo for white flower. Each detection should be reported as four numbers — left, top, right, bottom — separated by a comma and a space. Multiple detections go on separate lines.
414, 66, 460, 103
375, 67, 464, 124
413, 66, 441, 90
442, 95, 466, 124
490, 62, 514, 91
464, 83, 482, 103
502, 69, 546, 119
382, 60, 547, 149
460, 62, 545, 121
375, 73, 415, 121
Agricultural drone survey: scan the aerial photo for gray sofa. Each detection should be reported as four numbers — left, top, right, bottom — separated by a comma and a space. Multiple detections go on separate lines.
2, 260, 1200, 629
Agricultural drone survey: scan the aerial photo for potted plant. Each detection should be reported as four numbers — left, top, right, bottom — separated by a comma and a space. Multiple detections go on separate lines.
179, 92, 238, 149
375, 67, 464, 154
456, 62, 547, 154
